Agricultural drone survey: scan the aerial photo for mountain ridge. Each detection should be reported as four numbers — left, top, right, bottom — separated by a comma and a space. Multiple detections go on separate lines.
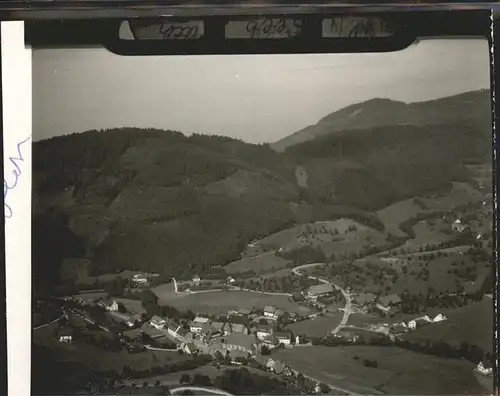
272, 89, 491, 152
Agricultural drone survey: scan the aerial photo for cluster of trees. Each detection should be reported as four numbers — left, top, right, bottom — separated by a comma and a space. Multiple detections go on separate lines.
278, 245, 327, 265
398, 290, 484, 315
234, 274, 319, 294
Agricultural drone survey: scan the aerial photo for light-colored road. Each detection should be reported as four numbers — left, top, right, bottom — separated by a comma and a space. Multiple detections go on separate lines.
171, 386, 234, 396
292, 263, 353, 335
68, 308, 111, 332
33, 314, 64, 331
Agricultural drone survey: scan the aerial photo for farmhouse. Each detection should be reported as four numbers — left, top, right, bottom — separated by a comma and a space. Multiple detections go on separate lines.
257, 357, 293, 376
224, 333, 257, 356
261, 335, 280, 349
131, 273, 148, 285
122, 328, 143, 342
475, 361, 493, 376
190, 316, 210, 333
452, 219, 467, 233
433, 313, 448, 323
352, 293, 377, 307
200, 322, 225, 342
228, 322, 249, 335
98, 299, 119, 312
274, 332, 292, 346
108, 311, 134, 327
167, 322, 184, 340
408, 316, 432, 329
192, 275, 201, 286
256, 323, 273, 340
263, 306, 280, 320
58, 326, 73, 343
150, 315, 167, 330
376, 293, 402, 314
307, 283, 334, 300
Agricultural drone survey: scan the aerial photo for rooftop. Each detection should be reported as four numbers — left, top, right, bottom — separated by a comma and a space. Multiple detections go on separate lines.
192, 317, 210, 325
378, 293, 402, 306
225, 332, 257, 351
264, 306, 276, 313
308, 283, 334, 296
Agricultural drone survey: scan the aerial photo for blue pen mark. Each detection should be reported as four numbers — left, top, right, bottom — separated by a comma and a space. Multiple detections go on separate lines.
4, 136, 31, 219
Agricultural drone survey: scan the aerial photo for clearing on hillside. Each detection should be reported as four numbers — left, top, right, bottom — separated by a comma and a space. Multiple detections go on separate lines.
376, 199, 423, 238
224, 252, 292, 275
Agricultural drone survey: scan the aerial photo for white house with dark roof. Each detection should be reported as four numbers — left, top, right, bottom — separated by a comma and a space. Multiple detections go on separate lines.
98, 299, 119, 312
256, 324, 273, 340
150, 315, 167, 330
190, 316, 210, 333
263, 306, 279, 320
274, 332, 291, 346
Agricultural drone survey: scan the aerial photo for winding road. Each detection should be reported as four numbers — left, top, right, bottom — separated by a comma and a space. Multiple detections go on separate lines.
292, 263, 353, 334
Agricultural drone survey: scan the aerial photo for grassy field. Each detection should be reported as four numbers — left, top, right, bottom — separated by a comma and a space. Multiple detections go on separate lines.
402, 297, 493, 353
423, 182, 484, 211
286, 312, 344, 338
273, 345, 485, 395
153, 282, 312, 316
224, 252, 292, 275
376, 199, 423, 237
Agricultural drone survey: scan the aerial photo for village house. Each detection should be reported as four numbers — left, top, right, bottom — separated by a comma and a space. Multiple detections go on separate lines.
352, 293, 377, 307
226, 276, 235, 284
475, 361, 493, 376
376, 294, 402, 315
257, 357, 293, 376
224, 332, 258, 356
98, 299, 119, 312
261, 335, 280, 349
256, 323, 273, 340
228, 308, 252, 317
150, 315, 167, 330
58, 326, 73, 343
131, 273, 148, 285
200, 322, 226, 343
192, 275, 201, 286
190, 316, 210, 333
226, 322, 249, 335
452, 219, 467, 233
263, 306, 280, 320
307, 283, 334, 301
122, 328, 143, 342
274, 332, 292, 346
433, 313, 448, 323
108, 311, 134, 327
408, 315, 433, 329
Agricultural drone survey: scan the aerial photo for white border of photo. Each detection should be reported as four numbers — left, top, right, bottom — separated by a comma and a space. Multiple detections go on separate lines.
2, 21, 32, 396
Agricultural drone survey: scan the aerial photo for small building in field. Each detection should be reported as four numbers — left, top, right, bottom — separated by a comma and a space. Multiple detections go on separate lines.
433, 313, 448, 323
475, 361, 493, 376
58, 326, 73, 343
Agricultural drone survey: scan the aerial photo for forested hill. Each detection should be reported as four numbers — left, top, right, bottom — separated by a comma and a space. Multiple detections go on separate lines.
33, 91, 491, 286
272, 89, 491, 152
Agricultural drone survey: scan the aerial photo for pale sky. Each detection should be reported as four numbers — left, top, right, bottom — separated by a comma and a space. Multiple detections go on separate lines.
33, 38, 491, 143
